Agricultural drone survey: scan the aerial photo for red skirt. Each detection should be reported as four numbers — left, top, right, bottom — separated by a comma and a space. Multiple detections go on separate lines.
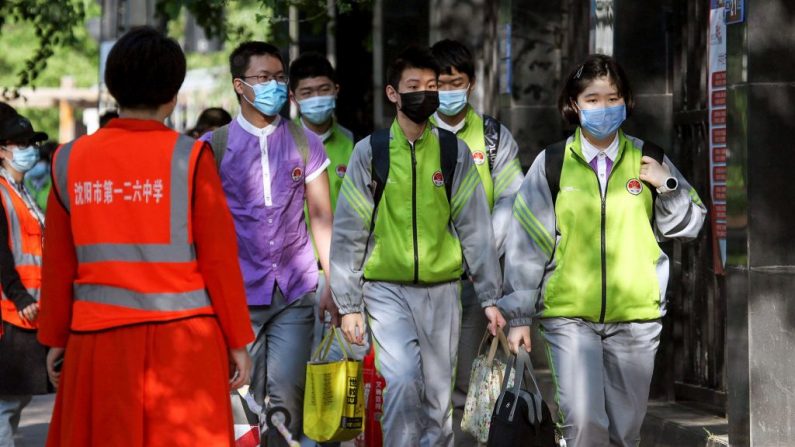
46, 316, 235, 447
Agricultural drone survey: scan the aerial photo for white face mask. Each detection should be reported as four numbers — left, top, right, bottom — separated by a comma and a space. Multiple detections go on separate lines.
3, 145, 40, 173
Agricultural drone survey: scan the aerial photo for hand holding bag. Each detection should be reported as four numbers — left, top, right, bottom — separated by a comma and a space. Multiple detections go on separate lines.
486, 349, 557, 447
303, 326, 365, 442
461, 328, 513, 443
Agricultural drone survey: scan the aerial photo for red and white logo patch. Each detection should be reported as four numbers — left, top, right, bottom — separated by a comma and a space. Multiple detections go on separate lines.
472, 151, 486, 165
335, 164, 347, 178
432, 171, 445, 187
291, 166, 303, 182
626, 178, 643, 195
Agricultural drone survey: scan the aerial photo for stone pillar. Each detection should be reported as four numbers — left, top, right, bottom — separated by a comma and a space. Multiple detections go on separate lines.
726, 0, 795, 444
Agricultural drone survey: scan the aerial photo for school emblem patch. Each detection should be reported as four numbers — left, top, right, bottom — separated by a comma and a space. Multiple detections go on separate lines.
626, 178, 643, 195
335, 164, 347, 178
472, 151, 486, 165
291, 166, 304, 182
432, 170, 445, 187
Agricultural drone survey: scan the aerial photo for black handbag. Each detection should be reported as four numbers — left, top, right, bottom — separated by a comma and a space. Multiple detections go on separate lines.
486, 350, 557, 447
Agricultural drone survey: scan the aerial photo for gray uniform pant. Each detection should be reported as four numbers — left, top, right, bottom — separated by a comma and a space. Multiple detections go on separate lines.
249, 288, 315, 447
452, 280, 487, 447
364, 280, 461, 447
0, 395, 31, 447
541, 317, 662, 447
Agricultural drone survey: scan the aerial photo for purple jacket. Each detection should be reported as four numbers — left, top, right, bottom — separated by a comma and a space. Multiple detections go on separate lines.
201, 115, 330, 306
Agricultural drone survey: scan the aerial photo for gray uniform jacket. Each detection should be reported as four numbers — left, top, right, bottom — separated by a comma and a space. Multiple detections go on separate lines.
330, 127, 503, 315
499, 135, 707, 326
436, 113, 524, 257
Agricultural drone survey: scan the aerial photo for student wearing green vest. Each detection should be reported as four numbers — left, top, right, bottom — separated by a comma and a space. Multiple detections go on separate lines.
330, 47, 504, 447
499, 55, 706, 447
430, 39, 524, 446
289, 52, 353, 349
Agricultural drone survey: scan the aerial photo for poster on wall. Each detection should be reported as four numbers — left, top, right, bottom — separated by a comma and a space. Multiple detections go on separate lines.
708, 0, 727, 274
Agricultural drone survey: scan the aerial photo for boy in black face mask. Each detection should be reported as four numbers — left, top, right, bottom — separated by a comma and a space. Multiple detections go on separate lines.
329, 46, 505, 446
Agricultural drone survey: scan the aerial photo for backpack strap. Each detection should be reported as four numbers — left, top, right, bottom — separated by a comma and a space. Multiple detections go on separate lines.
369, 129, 391, 210
641, 140, 665, 201
210, 124, 230, 170
437, 128, 458, 203
544, 139, 568, 205
482, 114, 501, 172
286, 120, 309, 165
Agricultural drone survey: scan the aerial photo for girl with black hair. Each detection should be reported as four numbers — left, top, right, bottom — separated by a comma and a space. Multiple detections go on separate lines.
499, 54, 706, 447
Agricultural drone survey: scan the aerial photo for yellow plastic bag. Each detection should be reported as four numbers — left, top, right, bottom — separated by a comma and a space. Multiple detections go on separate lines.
303, 326, 364, 442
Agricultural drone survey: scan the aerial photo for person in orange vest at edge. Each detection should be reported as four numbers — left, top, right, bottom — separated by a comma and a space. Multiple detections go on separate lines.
0, 102, 49, 447
36, 26, 255, 447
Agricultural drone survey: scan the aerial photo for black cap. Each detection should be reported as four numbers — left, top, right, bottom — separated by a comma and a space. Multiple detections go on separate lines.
0, 113, 48, 144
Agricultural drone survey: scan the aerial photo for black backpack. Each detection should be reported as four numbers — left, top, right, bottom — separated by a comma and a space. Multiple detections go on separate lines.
368, 127, 459, 210
544, 138, 665, 204
483, 114, 501, 171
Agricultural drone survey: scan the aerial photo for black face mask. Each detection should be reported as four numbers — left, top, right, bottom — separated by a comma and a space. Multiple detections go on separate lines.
399, 90, 440, 124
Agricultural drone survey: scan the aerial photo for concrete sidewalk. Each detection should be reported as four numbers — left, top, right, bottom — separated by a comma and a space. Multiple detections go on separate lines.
14, 393, 53, 447
13, 383, 728, 447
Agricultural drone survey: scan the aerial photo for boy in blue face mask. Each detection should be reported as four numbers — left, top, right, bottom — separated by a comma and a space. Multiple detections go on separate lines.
199, 41, 336, 447
429, 39, 524, 447
288, 52, 363, 358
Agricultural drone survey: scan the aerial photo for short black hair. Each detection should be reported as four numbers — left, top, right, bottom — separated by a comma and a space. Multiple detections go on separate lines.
386, 46, 440, 90
558, 54, 634, 125
288, 52, 336, 91
104, 26, 186, 109
229, 41, 284, 80
189, 107, 232, 137
99, 110, 118, 128
431, 39, 475, 80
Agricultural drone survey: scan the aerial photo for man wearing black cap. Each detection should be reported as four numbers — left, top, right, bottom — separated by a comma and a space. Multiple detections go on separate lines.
0, 103, 49, 447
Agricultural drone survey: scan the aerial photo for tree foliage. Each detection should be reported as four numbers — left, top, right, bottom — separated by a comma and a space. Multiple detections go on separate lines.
158, 0, 369, 40
0, 0, 87, 97
0, 0, 370, 92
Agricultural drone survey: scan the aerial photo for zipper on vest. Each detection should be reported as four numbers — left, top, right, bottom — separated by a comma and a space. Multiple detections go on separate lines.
573, 150, 610, 323
410, 142, 419, 284
599, 184, 607, 323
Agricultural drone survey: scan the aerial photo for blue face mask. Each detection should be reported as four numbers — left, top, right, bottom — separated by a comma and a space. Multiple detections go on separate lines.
25, 160, 49, 182
298, 95, 336, 125
578, 104, 626, 139
6, 145, 40, 173
437, 88, 469, 116
242, 80, 288, 116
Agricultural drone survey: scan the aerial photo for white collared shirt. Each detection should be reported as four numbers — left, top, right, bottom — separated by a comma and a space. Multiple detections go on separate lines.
432, 112, 466, 134
300, 117, 333, 143
236, 114, 281, 206
580, 133, 619, 196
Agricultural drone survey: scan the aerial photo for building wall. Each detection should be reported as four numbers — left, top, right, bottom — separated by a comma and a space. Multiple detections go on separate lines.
727, 0, 795, 444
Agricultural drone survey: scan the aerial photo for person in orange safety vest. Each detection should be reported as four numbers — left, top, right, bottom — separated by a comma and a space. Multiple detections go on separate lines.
37, 27, 255, 447
0, 104, 50, 447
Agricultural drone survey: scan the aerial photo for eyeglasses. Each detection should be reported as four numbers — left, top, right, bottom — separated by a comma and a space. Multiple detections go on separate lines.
241, 73, 288, 84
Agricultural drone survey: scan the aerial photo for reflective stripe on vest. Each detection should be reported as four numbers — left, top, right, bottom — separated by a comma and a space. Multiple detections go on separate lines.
0, 183, 41, 300
54, 135, 211, 312
72, 284, 209, 311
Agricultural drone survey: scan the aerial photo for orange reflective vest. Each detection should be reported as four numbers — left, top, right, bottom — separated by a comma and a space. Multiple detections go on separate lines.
52, 131, 214, 330
0, 176, 43, 329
